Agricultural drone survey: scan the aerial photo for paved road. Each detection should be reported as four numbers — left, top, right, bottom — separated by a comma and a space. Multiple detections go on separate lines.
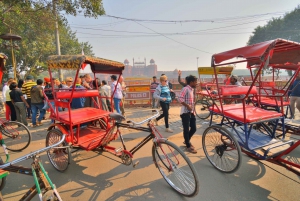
1, 106, 300, 201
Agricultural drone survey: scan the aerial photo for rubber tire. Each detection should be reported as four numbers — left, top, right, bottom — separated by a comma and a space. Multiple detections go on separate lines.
194, 97, 211, 119
202, 125, 242, 173
1, 121, 31, 151
152, 139, 199, 197
46, 129, 70, 172
0, 157, 6, 191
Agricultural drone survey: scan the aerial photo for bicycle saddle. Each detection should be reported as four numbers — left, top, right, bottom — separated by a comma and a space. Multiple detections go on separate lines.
109, 113, 126, 121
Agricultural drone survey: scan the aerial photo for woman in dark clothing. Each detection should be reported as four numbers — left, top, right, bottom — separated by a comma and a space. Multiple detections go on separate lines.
5, 81, 17, 121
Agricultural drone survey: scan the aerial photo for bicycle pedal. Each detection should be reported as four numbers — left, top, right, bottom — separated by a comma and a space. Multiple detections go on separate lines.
133, 160, 139, 168
115, 147, 123, 153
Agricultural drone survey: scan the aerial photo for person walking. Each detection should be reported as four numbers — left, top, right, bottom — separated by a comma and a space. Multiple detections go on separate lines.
178, 75, 198, 154
119, 76, 126, 117
9, 82, 29, 126
22, 75, 36, 119
3, 78, 13, 120
5, 80, 17, 121
150, 76, 160, 108
101, 80, 112, 111
153, 75, 173, 133
110, 75, 123, 114
30, 79, 45, 127
289, 73, 300, 119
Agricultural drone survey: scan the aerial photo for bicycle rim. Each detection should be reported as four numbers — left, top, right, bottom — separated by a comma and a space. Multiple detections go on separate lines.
152, 140, 199, 197
2, 121, 31, 151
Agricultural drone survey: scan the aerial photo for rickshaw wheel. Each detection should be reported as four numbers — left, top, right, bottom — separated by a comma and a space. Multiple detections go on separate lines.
194, 97, 212, 119
46, 129, 70, 172
202, 125, 242, 173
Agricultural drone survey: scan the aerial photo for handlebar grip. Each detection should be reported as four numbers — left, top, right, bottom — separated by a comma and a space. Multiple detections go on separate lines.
127, 121, 132, 123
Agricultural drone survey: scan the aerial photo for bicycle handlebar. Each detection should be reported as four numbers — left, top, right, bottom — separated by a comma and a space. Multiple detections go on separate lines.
126, 109, 160, 127
0, 134, 66, 169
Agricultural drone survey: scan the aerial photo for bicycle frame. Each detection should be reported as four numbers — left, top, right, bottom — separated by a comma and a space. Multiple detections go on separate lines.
0, 133, 66, 201
103, 111, 179, 170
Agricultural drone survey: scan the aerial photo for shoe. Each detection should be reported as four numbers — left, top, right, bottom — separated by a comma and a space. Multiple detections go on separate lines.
31, 124, 38, 128
186, 147, 197, 154
183, 142, 195, 149
37, 121, 43, 126
165, 128, 173, 133
153, 119, 158, 126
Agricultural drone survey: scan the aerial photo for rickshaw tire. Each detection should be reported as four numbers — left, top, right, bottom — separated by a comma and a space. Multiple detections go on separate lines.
194, 98, 211, 120
46, 129, 71, 172
202, 125, 242, 173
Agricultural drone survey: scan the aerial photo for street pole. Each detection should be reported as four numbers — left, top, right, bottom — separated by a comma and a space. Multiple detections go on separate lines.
197, 57, 199, 68
53, 0, 63, 81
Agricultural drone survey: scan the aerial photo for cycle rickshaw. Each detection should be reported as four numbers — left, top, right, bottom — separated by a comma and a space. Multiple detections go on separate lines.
194, 66, 233, 120
44, 55, 199, 197
202, 39, 300, 175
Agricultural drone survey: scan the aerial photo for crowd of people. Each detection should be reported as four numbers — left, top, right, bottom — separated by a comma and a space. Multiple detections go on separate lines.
1, 74, 127, 127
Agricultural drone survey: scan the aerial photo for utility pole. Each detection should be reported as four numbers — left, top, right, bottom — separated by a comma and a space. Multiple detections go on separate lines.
197, 57, 199, 68
53, 0, 63, 81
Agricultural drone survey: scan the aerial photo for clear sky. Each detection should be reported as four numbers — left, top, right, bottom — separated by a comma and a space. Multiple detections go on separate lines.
66, 0, 299, 71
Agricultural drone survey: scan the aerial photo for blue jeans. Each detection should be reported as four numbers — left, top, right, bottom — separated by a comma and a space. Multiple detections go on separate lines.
31, 104, 46, 125
113, 98, 121, 114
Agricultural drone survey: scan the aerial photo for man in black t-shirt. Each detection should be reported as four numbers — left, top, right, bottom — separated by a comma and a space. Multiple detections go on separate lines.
10, 82, 29, 126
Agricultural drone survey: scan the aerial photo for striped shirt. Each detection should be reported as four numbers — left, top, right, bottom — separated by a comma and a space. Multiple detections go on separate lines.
22, 81, 36, 99
178, 85, 195, 115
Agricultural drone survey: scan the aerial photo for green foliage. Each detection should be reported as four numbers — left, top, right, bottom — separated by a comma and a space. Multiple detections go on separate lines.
247, 5, 300, 76
0, 0, 103, 80
248, 6, 300, 45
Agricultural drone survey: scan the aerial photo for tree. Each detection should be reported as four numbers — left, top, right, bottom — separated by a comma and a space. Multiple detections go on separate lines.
247, 6, 300, 76
0, 0, 103, 79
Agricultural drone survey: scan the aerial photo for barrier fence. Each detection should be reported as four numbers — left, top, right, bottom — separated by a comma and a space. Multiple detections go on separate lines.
115, 78, 290, 107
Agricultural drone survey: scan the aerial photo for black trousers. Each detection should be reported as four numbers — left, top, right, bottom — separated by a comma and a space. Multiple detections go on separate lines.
26, 98, 31, 118
6, 101, 17, 121
180, 113, 196, 148
156, 101, 170, 128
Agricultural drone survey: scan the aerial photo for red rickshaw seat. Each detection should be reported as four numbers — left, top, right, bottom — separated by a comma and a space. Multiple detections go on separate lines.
223, 106, 282, 123
56, 107, 110, 125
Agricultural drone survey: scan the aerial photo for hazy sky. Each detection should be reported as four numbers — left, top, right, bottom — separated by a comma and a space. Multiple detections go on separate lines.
67, 0, 299, 71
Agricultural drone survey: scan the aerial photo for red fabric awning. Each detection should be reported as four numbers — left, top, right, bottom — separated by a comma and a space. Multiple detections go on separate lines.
212, 39, 300, 67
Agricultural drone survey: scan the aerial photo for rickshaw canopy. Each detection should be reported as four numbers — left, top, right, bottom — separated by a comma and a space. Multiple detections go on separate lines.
47, 55, 125, 74
212, 38, 300, 67
198, 66, 233, 75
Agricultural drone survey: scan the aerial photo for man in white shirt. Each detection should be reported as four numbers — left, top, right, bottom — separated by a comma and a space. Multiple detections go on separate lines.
101, 80, 111, 111
110, 75, 123, 114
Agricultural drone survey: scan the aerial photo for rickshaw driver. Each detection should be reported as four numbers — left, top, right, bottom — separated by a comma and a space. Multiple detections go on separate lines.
229, 75, 244, 103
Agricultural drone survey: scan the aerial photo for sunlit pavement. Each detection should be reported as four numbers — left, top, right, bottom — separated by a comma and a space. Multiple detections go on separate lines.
1, 106, 299, 201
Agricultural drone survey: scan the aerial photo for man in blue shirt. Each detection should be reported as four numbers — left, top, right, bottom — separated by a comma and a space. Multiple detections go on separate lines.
289, 73, 300, 119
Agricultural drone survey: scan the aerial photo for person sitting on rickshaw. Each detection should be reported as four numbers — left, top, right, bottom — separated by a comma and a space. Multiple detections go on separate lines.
229, 75, 244, 103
